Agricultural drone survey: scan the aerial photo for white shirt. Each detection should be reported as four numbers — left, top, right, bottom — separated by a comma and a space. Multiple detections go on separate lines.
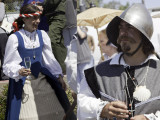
77, 52, 160, 120
3, 29, 62, 81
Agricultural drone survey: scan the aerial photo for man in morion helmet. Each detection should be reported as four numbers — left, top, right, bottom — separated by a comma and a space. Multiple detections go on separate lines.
78, 3, 160, 120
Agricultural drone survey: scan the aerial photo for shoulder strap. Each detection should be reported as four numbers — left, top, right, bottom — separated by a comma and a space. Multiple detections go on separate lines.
84, 67, 101, 98
14, 31, 24, 48
37, 30, 43, 46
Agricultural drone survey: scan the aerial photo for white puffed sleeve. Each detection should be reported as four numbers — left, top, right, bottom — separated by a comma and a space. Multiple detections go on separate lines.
77, 76, 108, 120
41, 30, 63, 76
3, 34, 24, 81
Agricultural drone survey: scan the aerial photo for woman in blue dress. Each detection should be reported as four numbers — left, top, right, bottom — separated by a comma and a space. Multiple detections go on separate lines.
3, 4, 72, 120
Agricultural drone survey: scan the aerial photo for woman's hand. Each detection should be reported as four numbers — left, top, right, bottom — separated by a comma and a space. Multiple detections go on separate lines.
57, 75, 67, 91
100, 101, 129, 119
71, 90, 77, 101
19, 68, 31, 76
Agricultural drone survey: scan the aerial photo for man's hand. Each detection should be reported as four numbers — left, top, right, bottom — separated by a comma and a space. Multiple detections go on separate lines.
131, 115, 149, 120
57, 75, 67, 91
100, 101, 129, 119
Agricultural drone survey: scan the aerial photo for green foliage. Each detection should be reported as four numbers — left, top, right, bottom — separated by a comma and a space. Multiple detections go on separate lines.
103, 1, 130, 10
66, 89, 77, 114
93, 0, 103, 7
66, 89, 74, 103
4, 0, 23, 2
4, 1, 23, 13
0, 84, 8, 120
77, 0, 102, 12
119, 2, 130, 10
5, 3, 16, 12
103, 1, 120, 9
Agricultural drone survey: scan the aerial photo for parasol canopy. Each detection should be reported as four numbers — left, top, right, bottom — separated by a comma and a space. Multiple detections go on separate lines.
77, 7, 123, 29
77, 7, 123, 60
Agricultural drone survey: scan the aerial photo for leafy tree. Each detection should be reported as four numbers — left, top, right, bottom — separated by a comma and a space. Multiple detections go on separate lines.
4, 0, 23, 2
119, 2, 130, 10
77, 0, 102, 13
4, 0, 23, 12
92, 0, 103, 7
103, 1, 120, 9
103, 1, 130, 10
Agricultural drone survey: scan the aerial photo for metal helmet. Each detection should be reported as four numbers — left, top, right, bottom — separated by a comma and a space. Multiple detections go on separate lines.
106, 3, 153, 47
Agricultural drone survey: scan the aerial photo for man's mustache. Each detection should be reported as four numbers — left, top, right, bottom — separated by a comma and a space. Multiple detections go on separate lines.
117, 35, 135, 44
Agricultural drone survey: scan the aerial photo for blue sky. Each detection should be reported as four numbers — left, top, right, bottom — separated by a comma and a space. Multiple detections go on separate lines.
102, 0, 160, 9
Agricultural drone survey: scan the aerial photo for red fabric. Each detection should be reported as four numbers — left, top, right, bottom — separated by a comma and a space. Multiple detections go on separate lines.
31, 1, 36, 4
19, 11, 42, 18
12, 22, 19, 32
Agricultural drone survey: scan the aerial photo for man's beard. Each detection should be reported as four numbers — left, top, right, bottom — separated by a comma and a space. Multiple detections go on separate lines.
117, 35, 136, 53
121, 42, 131, 53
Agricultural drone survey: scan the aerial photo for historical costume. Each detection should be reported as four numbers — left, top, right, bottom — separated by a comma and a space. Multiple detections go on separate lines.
78, 3, 160, 120
3, 4, 71, 120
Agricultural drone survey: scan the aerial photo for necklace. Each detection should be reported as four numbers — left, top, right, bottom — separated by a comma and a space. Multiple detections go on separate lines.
125, 60, 151, 101
24, 30, 36, 59
32, 41, 36, 59
125, 74, 135, 118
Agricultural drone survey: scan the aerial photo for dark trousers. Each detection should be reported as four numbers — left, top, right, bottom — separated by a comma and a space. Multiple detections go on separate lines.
0, 32, 9, 80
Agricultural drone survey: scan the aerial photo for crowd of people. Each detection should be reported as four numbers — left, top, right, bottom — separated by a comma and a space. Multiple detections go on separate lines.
0, 0, 160, 120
